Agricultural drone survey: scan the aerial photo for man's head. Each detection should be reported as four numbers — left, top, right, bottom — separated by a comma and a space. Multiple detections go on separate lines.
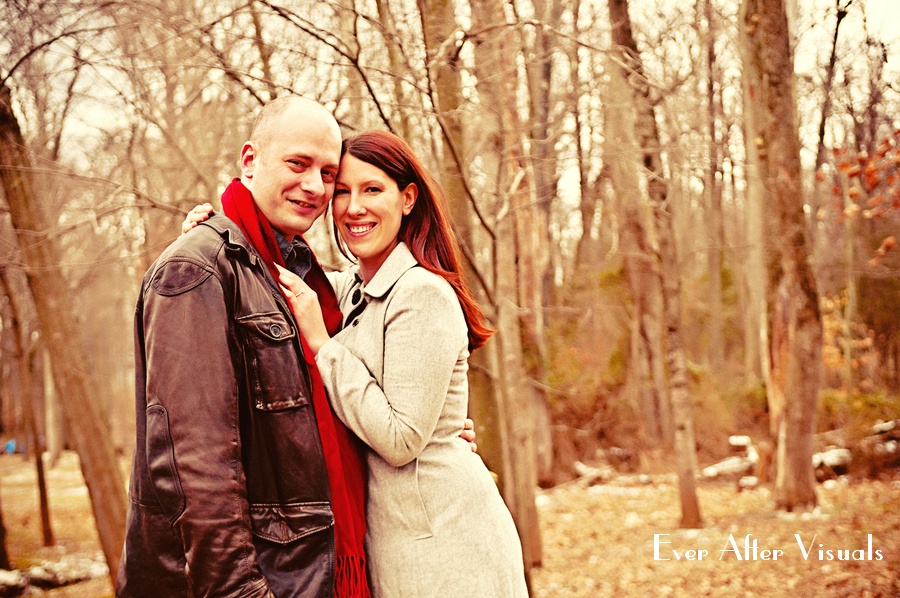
240, 97, 342, 238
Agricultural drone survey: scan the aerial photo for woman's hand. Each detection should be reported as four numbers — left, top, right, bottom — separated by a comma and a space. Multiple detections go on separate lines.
276, 264, 331, 355
181, 203, 214, 235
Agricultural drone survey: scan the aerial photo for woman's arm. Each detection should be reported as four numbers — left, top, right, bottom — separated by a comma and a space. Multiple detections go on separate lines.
278, 265, 478, 452
316, 272, 467, 467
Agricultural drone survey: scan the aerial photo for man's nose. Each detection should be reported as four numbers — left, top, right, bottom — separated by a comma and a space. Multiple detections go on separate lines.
300, 169, 325, 198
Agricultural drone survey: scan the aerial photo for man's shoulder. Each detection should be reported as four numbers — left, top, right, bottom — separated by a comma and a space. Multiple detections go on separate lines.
143, 214, 247, 296
153, 213, 247, 262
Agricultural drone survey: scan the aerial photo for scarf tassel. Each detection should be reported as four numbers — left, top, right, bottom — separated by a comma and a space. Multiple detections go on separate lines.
335, 555, 370, 598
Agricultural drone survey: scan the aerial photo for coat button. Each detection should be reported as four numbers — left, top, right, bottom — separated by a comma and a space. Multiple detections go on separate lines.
270, 324, 283, 337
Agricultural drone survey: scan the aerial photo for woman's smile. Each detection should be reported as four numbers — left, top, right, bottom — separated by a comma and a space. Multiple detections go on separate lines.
332, 154, 417, 282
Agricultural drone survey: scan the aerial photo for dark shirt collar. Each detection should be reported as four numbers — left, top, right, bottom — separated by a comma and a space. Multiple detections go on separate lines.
272, 228, 313, 280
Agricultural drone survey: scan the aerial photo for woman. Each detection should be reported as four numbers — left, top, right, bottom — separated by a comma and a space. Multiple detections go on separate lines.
185, 131, 527, 597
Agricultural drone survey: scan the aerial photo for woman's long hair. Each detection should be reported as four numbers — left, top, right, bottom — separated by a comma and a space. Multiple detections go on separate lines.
335, 130, 493, 351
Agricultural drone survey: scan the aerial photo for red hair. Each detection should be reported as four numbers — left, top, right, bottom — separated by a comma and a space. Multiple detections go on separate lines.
336, 130, 493, 350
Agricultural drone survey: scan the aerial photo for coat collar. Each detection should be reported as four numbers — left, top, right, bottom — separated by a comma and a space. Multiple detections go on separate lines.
353, 242, 418, 299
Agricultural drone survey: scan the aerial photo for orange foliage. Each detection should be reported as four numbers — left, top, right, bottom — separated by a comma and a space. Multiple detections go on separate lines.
825, 133, 900, 263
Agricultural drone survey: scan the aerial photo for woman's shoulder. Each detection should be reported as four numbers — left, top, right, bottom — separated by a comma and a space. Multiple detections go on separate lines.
391, 267, 463, 321
396, 265, 454, 297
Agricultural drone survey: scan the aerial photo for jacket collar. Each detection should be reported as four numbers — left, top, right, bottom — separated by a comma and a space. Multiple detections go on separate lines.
201, 212, 269, 273
354, 242, 418, 299
202, 211, 248, 247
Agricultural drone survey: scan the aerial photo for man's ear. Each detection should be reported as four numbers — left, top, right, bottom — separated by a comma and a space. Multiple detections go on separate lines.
240, 141, 257, 179
402, 183, 418, 215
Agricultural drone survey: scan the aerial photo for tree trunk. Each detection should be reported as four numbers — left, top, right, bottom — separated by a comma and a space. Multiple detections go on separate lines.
469, 0, 543, 575
517, 0, 560, 485
0, 481, 10, 570
0, 276, 23, 567
374, 0, 412, 139
705, 0, 726, 372
416, 0, 508, 480
569, 1, 605, 279
741, 0, 822, 511
607, 0, 700, 523
607, 0, 672, 447
43, 344, 63, 466
841, 180, 857, 390
0, 82, 127, 580
1, 275, 56, 547
417, 0, 470, 242
602, 62, 667, 444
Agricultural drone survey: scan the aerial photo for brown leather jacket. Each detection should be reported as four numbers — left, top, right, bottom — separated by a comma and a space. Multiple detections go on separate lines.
117, 214, 335, 597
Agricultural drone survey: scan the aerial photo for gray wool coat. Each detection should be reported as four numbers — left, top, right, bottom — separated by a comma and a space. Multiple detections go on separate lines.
316, 242, 528, 598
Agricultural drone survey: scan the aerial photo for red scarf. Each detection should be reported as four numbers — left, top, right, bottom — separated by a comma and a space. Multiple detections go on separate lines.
222, 179, 369, 597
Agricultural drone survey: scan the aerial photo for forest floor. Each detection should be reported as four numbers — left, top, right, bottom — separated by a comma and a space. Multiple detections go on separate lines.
0, 451, 897, 597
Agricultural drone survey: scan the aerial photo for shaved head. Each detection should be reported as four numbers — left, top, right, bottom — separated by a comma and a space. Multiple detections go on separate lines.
250, 96, 339, 149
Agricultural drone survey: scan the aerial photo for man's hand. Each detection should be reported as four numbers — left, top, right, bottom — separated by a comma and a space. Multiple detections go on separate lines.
181, 203, 214, 235
461, 418, 477, 453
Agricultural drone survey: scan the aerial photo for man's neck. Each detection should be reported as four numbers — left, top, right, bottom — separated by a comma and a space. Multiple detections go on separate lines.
273, 227, 312, 279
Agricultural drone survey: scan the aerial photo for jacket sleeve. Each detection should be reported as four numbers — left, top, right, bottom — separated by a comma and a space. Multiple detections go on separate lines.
315, 273, 466, 467
142, 256, 272, 598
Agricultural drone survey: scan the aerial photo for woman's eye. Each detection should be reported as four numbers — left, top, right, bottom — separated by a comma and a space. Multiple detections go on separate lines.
333, 188, 349, 197
365, 186, 381, 194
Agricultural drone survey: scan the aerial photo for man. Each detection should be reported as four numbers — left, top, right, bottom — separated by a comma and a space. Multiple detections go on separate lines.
117, 97, 369, 597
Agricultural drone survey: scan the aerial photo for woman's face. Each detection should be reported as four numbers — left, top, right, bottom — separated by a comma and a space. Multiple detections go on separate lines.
333, 154, 417, 282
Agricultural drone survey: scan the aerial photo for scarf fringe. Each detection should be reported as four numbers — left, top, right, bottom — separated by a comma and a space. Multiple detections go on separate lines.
335, 555, 370, 598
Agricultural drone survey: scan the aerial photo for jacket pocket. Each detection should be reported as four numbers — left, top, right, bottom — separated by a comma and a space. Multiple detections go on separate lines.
236, 311, 311, 411
145, 405, 186, 524
249, 502, 334, 544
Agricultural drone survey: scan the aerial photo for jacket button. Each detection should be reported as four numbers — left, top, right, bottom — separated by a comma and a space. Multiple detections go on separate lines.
270, 324, 283, 337
352, 320, 359, 327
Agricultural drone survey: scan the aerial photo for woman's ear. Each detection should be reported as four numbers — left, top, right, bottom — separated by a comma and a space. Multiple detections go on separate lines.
402, 183, 418, 215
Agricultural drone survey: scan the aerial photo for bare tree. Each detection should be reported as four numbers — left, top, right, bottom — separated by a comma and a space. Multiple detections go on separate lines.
607, 0, 671, 447
703, 0, 726, 371
468, 0, 543, 575
1, 81, 126, 579
740, 0, 822, 511
0, 268, 54, 547
606, 0, 702, 526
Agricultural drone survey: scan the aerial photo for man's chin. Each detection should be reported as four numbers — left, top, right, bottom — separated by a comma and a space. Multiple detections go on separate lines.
271, 217, 316, 239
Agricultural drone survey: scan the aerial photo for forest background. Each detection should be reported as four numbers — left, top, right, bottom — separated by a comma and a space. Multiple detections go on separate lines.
0, 0, 898, 594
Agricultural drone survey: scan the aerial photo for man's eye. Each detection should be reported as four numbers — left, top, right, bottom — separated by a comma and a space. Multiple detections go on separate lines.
323, 171, 336, 182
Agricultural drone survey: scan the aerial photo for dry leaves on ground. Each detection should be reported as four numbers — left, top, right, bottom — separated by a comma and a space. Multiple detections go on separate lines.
0, 453, 897, 596
532, 473, 900, 597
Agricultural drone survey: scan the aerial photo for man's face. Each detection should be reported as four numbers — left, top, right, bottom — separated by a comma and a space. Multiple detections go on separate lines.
240, 103, 341, 238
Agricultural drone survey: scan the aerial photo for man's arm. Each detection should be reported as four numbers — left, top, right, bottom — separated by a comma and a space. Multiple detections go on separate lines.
142, 256, 271, 597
